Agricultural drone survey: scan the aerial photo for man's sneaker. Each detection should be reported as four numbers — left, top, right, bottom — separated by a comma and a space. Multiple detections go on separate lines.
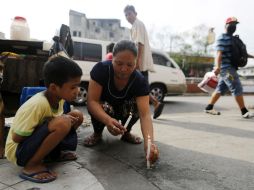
205, 109, 221, 115
242, 111, 254, 119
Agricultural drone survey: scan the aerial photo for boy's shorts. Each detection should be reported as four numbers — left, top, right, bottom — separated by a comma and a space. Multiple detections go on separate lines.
16, 121, 77, 166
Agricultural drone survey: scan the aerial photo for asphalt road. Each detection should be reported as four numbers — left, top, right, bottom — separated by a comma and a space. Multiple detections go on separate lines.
75, 95, 254, 190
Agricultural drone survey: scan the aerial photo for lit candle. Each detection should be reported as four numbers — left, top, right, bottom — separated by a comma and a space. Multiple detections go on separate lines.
124, 112, 132, 128
146, 135, 151, 169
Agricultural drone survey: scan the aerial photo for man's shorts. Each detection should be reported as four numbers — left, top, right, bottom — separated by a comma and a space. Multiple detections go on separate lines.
16, 121, 77, 166
215, 67, 243, 96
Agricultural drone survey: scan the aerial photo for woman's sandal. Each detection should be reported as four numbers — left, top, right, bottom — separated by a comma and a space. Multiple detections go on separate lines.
56, 152, 77, 162
121, 133, 142, 144
83, 133, 102, 147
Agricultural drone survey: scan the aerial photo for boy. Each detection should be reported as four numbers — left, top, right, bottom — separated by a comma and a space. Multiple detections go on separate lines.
5, 56, 84, 183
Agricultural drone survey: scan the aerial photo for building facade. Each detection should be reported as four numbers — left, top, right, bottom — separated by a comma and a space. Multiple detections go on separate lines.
238, 66, 254, 79
69, 10, 130, 42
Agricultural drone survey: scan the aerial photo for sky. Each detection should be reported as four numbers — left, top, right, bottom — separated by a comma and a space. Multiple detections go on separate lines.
1, 0, 254, 54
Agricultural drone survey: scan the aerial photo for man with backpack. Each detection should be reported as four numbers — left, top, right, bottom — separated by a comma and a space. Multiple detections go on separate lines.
204, 17, 254, 118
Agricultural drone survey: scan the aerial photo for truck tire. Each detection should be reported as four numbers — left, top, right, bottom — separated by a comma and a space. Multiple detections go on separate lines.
150, 84, 165, 102
72, 83, 88, 106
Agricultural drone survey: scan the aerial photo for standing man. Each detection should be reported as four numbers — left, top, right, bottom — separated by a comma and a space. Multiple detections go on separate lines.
204, 17, 254, 118
124, 5, 164, 119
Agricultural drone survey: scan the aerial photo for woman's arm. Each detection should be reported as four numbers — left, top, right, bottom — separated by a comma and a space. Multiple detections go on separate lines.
87, 79, 125, 135
136, 95, 159, 163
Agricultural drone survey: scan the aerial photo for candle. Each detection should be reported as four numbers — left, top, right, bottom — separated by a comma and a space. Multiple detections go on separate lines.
124, 112, 132, 128
146, 135, 151, 169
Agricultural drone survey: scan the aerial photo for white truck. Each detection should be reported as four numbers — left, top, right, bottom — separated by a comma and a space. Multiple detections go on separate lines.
71, 37, 187, 105
0, 36, 186, 115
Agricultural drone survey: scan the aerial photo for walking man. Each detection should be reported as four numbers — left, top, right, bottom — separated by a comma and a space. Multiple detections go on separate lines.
205, 17, 254, 118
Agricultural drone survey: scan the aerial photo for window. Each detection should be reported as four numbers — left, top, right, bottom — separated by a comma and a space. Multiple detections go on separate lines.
109, 32, 114, 38
152, 53, 175, 68
78, 31, 81, 37
95, 28, 100, 33
73, 31, 77, 37
73, 42, 102, 62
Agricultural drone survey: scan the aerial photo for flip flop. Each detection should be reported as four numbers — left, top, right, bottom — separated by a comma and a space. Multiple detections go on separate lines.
19, 169, 56, 183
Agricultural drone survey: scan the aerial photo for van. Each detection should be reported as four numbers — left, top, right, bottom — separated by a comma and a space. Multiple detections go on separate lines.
150, 49, 187, 102
71, 37, 186, 105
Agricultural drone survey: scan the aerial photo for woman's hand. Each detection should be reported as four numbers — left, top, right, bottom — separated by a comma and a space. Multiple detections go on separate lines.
106, 118, 126, 136
146, 143, 159, 164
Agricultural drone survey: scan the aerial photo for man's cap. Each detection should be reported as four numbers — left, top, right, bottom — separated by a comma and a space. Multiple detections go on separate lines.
225, 17, 239, 24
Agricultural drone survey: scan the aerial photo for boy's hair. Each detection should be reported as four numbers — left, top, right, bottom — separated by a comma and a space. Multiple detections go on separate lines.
113, 40, 137, 57
124, 5, 136, 14
43, 56, 82, 87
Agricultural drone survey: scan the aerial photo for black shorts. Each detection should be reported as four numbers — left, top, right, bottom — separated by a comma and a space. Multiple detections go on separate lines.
16, 121, 77, 166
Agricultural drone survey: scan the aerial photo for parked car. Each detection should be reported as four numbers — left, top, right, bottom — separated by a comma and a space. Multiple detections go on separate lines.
71, 37, 186, 105
150, 49, 187, 102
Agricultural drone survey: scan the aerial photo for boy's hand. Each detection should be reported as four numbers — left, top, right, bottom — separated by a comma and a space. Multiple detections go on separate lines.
64, 114, 78, 126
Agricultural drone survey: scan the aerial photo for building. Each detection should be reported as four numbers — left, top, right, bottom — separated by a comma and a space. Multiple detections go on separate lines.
238, 67, 254, 79
0, 32, 5, 39
69, 10, 130, 42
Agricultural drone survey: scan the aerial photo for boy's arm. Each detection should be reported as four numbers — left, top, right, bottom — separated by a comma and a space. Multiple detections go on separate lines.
12, 132, 26, 143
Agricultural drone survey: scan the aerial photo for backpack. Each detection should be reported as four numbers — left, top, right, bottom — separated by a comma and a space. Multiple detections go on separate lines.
231, 35, 248, 68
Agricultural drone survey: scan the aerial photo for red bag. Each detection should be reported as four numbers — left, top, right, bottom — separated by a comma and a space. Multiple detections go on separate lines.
198, 72, 218, 93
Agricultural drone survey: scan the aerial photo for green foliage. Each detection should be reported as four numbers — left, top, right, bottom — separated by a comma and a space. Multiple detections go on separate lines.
150, 24, 215, 56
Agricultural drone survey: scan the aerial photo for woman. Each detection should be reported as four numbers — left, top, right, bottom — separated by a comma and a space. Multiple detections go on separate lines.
84, 40, 159, 164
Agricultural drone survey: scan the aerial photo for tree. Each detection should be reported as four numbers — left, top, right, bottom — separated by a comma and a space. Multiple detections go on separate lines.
149, 24, 215, 56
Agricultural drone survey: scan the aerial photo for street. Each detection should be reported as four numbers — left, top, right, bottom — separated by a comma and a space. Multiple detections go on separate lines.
76, 95, 254, 190
1, 95, 254, 190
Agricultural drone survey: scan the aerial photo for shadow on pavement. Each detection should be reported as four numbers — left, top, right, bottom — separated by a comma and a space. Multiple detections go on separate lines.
77, 128, 254, 190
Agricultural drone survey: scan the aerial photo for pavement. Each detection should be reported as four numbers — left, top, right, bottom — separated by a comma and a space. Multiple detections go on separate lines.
1, 95, 254, 190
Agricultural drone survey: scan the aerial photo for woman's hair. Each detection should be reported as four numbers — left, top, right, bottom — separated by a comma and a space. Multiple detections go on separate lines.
43, 56, 82, 87
112, 40, 137, 57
